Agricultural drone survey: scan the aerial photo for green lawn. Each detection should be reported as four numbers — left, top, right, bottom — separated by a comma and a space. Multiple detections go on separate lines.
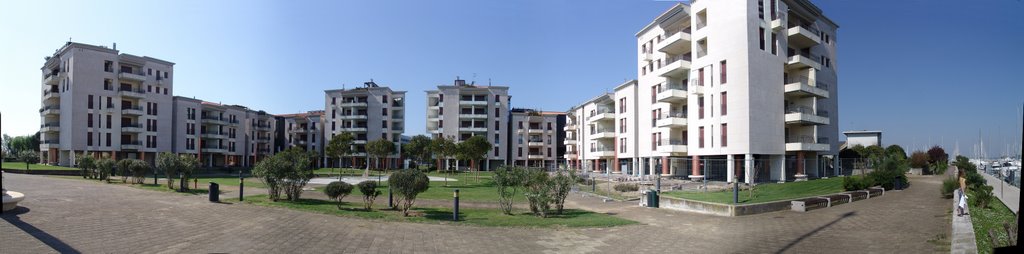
190, 176, 268, 189
313, 167, 368, 176
968, 192, 1017, 253
231, 194, 636, 228
2, 162, 78, 171
662, 177, 845, 204
575, 181, 642, 201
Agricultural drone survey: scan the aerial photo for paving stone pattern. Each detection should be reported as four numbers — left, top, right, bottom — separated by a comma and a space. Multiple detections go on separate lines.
2, 173, 951, 253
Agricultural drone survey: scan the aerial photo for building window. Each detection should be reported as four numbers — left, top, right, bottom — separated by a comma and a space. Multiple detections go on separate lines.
87, 132, 94, 146
104, 61, 113, 72
106, 115, 112, 129
651, 133, 657, 150
493, 147, 499, 157
619, 118, 626, 133
721, 92, 727, 116
698, 96, 705, 119
106, 133, 111, 147
759, 27, 766, 50
495, 94, 500, 102
495, 121, 500, 130
518, 147, 522, 157
88, 113, 94, 127
758, 0, 765, 19
720, 60, 727, 84
619, 98, 626, 113
699, 126, 705, 148
494, 108, 500, 117
619, 138, 627, 153
721, 124, 728, 147
698, 68, 705, 86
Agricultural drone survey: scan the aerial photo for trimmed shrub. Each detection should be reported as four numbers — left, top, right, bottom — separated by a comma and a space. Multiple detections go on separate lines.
323, 181, 354, 208
867, 156, 908, 190
842, 176, 873, 191
613, 183, 639, 192
494, 166, 527, 215
551, 169, 577, 215
79, 155, 96, 179
909, 151, 930, 171
357, 181, 381, 210
522, 169, 553, 217
389, 169, 430, 216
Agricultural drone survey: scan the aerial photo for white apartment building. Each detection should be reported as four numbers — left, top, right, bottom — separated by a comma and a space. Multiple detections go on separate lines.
277, 111, 325, 167
324, 80, 406, 169
565, 90, 621, 174
568, 0, 839, 183
426, 79, 509, 170
507, 109, 565, 169
171, 97, 276, 168
39, 42, 175, 166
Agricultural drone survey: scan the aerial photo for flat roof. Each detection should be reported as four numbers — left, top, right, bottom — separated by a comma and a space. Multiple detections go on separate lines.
843, 130, 882, 135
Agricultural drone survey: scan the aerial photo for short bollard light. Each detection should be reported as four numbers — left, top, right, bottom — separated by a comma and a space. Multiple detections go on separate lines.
194, 178, 198, 190
239, 177, 245, 201
453, 189, 460, 221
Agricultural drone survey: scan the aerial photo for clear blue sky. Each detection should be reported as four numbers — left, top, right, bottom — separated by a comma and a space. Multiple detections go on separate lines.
2, 0, 1022, 157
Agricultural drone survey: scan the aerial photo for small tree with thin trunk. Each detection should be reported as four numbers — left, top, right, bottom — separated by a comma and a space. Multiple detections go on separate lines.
494, 166, 527, 215
323, 181, 354, 209
403, 135, 432, 169
156, 152, 180, 189
325, 132, 354, 175
96, 156, 115, 182
551, 169, 577, 215
17, 150, 39, 170
365, 138, 396, 177
388, 169, 430, 216
179, 155, 199, 191
357, 180, 381, 210
430, 136, 457, 185
459, 135, 492, 181
78, 154, 96, 179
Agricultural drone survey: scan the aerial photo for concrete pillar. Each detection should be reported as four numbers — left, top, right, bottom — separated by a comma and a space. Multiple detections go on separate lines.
690, 155, 703, 180
744, 153, 754, 184
795, 152, 807, 181
726, 154, 735, 183
661, 156, 669, 175
611, 158, 620, 173
775, 155, 786, 182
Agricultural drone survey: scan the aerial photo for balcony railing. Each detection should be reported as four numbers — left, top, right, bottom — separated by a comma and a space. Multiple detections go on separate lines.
661, 111, 687, 119
787, 135, 829, 144
589, 147, 614, 152
660, 139, 686, 145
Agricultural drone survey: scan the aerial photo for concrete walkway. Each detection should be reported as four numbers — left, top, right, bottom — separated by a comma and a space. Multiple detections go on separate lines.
981, 172, 1020, 213
2, 173, 952, 253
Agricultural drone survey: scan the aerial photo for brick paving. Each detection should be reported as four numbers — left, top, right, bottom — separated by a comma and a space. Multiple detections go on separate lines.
2, 173, 950, 253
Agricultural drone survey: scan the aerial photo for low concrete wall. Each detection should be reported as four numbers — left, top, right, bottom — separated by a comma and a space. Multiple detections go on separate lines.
2, 169, 81, 176
951, 189, 979, 254
659, 196, 795, 216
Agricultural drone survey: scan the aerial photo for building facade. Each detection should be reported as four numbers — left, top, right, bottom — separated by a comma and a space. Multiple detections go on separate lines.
171, 97, 276, 168
39, 42, 175, 166
507, 109, 565, 169
324, 81, 406, 169
568, 0, 839, 183
426, 79, 509, 170
276, 111, 325, 167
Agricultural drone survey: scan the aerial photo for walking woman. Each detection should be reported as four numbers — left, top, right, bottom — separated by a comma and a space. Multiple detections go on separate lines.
957, 169, 968, 216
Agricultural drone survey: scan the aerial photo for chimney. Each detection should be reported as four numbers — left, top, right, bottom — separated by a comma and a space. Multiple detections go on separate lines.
113, 43, 117, 50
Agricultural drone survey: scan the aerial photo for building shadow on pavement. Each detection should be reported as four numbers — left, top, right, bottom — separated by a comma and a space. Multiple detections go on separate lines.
775, 211, 857, 254
1, 206, 81, 254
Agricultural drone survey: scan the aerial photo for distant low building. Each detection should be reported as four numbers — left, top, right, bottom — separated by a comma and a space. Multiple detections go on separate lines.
843, 130, 882, 148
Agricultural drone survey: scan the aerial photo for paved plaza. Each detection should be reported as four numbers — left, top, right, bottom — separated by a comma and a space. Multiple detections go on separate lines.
2, 173, 951, 253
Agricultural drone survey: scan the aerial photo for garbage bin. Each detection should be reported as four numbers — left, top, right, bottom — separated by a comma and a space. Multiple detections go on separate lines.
646, 190, 659, 208
209, 182, 219, 202
893, 176, 902, 190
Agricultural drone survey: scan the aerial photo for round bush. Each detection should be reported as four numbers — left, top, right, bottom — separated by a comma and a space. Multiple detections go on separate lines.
613, 183, 639, 192
323, 181, 354, 202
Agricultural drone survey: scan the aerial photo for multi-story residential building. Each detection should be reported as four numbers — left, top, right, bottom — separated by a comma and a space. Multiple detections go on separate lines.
426, 79, 509, 170
568, 0, 839, 183
39, 42, 175, 166
277, 111, 325, 167
507, 108, 565, 169
171, 97, 276, 168
324, 80, 406, 169
565, 90, 621, 174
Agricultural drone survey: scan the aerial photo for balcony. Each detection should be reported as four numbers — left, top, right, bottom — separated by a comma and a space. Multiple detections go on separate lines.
787, 25, 821, 48
253, 124, 272, 131
339, 101, 368, 107
656, 139, 688, 154
43, 71, 65, 85
255, 137, 271, 143
590, 148, 615, 157
42, 90, 60, 100
784, 76, 829, 98
121, 123, 144, 133
118, 71, 147, 82
40, 139, 59, 149
458, 126, 488, 132
339, 114, 368, 120
341, 127, 368, 132
589, 130, 615, 140
563, 124, 577, 131
121, 141, 142, 150
458, 113, 488, 119
564, 151, 578, 160
689, 83, 705, 95
201, 145, 227, 153
121, 106, 144, 116
656, 112, 688, 128
656, 28, 692, 54
656, 55, 691, 78
40, 123, 60, 133
459, 100, 489, 106
201, 131, 227, 139
352, 139, 367, 144
202, 116, 228, 125
786, 54, 821, 70
588, 111, 615, 122
296, 140, 308, 145
39, 106, 60, 116
527, 154, 546, 160
527, 128, 544, 134
785, 106, 830, 125
565, 139, 577, 145
656, 85, 687, 103
527, 140, 544, 147
785, 136, 830, 152
118, 88, 146, 98
770, 13, 786, 31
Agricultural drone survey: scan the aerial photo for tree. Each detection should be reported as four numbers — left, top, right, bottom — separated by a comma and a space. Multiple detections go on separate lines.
253, 155, 286, 201
388, 169, 430, 216
323, 181, 354, 209
365, 139, 396, 177
927, 146, 948, 164
403, 135, 432, 169
278, 148, 315, 201
78, 154, 96, 179
522, 169, 553, 218
909, 151, 930, 170
884, 145, 907, 161
117, 159, 133, 183
179, 155, 199, 191
121, 159, 151, 184
431, 136, 456, 172
550, 169, 577, 215
17, 150, 39, 170
494, 166, 527, 215
325, 132, 354, 173
459, 136, 492, 173
96, 157, 115, 182
156, 152, 180, 189
357, 180, 381, 210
